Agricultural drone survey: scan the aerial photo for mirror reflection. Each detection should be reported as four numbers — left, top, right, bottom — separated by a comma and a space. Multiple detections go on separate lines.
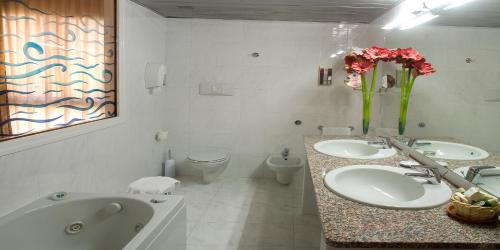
372, 0, 500, 197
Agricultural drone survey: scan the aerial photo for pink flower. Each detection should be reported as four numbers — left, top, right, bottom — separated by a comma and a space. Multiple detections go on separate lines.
412, 61, 435, 76
362, 46, 394, 62
351, 60, 375, 74
395, 48, 423, 64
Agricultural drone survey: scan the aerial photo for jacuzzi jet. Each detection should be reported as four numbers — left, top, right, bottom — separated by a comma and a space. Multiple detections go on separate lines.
65, 221, 84, 235
134, 223, 144, 233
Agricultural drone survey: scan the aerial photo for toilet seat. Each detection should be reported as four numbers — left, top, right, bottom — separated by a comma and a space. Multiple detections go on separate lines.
188, 152, 227, 163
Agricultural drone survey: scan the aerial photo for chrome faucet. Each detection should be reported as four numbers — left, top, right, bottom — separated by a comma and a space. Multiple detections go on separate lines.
281, 148, 290, 159
404, 165, 442, 185
367, 137, 392, 149
407, 138, 432, 147
465, 166, 496, 182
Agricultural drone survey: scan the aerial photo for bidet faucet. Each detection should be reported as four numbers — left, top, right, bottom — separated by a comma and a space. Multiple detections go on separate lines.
281, 148, 290, 159
404, 165, 441, 185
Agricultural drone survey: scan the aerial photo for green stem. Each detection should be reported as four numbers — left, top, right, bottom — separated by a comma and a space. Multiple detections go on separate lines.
399, 68, 417, 135
361, 63, 378, 136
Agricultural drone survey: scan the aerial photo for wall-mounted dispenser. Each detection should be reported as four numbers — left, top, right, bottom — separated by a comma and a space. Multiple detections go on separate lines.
145, 62, 166, 92
318, 67, 332, 86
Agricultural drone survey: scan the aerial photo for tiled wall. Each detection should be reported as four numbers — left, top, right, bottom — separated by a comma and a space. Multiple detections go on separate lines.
379, 26, 500, 152
0, 0, 169, 216
163, 19, 378, 180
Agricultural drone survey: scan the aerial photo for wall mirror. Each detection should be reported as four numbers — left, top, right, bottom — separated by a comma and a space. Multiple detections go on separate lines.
375, 0, 500, 197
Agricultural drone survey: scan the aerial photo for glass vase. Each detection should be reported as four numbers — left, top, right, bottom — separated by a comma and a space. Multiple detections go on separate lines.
362, 96, 371, 136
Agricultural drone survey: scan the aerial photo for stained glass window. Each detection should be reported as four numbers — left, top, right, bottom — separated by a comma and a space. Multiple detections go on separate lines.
0, 0, 117, 141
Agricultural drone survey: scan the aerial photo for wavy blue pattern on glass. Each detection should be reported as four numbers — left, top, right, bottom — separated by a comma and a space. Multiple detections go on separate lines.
71, 69, 113, 84
0, 90, 35, 96
89, 113, 105, 119
49, 80, 87, 86
0, 63, 67, 79
56, 118, 84, 127
74, 89, 115, 94
96, 96, 111, 100
5, 0, 52, 15
57, 97, 94, 111
24, 42, 83, 61
0, 33, 22, 39
0, 115, 63, 129
5, 0, 74, 18
0, 81, 34, 86
12, 111, 37, 116
44, 90, 63, 94
81, 40, 116, 46
72, 63, 99, 69
80, 15, 114, 29
30, 30, 76, 42
0, 61, 37, 67
55, 48, 113, 58
40, 74, 55, 79
0, 97, 80, 108
88, 101, 116, 115
47, 21, 106, 35
1, 15, 35, 21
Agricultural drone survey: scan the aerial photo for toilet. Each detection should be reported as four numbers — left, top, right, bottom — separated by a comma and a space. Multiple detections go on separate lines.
187, 151, 230, 184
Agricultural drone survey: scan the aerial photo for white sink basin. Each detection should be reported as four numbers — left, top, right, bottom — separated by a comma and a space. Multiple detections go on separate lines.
313, 139, 396, 159
454, 166, 500, 197
324, 165, 452, 209
413, 140, 489, 160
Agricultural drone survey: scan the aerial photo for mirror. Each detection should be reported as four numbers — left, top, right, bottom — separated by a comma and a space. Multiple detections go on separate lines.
372, 0, 500, 197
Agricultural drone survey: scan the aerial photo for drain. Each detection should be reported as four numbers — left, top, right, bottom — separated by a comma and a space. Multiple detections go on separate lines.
65, 221, 84, 235
134, 223, 144, 233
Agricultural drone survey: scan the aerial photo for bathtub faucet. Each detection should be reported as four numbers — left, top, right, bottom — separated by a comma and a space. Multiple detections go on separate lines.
281, 148, 290, 159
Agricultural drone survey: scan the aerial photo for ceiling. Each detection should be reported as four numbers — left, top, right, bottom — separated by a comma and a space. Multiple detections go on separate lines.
431, 0, 500, 27
132, 0, 401, 23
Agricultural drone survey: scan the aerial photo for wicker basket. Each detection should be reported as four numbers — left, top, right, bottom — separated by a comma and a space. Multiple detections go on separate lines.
450, 194, 499, 221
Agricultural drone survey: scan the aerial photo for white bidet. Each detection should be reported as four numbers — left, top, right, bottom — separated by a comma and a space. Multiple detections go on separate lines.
266, 154, 304, 185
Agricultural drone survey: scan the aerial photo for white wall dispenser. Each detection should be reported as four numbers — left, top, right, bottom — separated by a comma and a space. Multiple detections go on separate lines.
144, 62, 166, 92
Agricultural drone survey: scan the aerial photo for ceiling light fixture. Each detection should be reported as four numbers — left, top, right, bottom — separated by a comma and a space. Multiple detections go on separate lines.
382, 0, 477, 30
443, 0, 476, 10
400, 13, 439, 30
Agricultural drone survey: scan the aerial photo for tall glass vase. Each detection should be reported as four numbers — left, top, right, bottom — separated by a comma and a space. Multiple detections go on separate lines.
362, 93, 371, 136
360, 64, 377, 137
398, 66, 416, 139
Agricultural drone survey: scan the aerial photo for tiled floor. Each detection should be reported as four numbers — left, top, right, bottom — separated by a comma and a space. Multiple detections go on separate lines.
177, 176, 321, 250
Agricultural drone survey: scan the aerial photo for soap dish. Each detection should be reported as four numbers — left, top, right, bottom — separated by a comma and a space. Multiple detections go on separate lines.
446, 204, 498, 225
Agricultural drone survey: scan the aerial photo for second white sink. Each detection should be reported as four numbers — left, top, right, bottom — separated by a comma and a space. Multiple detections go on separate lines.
314, 139, 396, 159
324, 165, 452, 209
413, 140, 489, 160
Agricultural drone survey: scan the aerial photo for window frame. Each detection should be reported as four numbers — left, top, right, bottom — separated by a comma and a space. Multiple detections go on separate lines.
0, 0, 126, 156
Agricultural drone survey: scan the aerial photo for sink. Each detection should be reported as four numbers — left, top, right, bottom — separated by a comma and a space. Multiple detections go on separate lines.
454, 166, 500, 197
324, 165, 452, 209
412, 140, 489, 160
313, 139, 396, 159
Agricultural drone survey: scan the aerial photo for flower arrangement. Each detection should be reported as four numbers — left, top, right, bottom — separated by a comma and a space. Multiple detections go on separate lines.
344, 46, 435, 136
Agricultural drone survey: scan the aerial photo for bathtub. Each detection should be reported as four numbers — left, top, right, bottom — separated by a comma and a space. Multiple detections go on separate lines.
0, 192, 186, 250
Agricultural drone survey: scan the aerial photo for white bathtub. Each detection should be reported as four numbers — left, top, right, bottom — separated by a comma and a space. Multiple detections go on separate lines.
0, 192, 186, 250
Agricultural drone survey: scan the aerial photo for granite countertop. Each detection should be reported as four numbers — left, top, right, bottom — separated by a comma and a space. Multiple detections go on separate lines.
304, 135, 500, 249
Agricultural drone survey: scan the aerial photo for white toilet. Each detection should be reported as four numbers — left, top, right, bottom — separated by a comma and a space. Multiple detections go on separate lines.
187, 151, 230, 184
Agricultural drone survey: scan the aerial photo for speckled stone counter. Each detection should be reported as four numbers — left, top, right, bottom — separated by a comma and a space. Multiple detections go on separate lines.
304, 135, 500, 249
